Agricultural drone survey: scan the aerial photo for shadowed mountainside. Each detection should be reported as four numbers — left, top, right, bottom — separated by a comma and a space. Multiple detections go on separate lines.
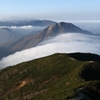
0, 28, 23, 44
68, 52, 100, 62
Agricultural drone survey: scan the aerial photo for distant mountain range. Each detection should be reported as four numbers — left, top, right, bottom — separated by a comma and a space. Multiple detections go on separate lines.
0, 22, 93, 59
0, 28, 23, 44
0, 19, 56, 26
0, 53, 100, 100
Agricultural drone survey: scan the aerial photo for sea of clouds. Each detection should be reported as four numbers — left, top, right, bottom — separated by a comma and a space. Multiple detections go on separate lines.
0, 33, 100, 69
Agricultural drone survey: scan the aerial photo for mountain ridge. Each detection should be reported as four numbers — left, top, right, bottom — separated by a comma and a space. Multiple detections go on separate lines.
0, 19, 56, 26
0, 53, 100, 100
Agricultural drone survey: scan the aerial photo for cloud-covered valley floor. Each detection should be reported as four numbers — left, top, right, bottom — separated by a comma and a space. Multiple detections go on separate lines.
0, 33, 100, 69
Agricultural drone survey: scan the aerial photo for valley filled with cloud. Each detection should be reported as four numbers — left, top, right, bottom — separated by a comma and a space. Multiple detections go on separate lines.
0, 33, 100, 69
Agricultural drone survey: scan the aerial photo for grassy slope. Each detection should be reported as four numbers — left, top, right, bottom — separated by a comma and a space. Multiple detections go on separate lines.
0, 53, 100, 100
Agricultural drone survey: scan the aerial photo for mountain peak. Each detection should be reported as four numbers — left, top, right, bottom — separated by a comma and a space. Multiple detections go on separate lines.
58, 22, 71, 25
57, 22, 79, 28
50, 22, 73, 28
45, 22, 90, 36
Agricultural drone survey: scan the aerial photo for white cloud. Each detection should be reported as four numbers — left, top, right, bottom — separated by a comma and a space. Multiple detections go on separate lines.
0, 25, 46, 35
0, 25, 45, 30
0, 33, 100, 69
10, 25, 33, 29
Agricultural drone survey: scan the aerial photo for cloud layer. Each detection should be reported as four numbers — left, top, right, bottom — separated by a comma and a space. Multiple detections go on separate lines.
0, 33, 100, 69
0, 25, 45, 29
0, 25, 46, 35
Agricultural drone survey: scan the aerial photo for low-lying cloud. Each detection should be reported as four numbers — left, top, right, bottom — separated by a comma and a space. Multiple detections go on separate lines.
0, 25, 46, 35
0, 25, 45, 29
0, 33, 100, 69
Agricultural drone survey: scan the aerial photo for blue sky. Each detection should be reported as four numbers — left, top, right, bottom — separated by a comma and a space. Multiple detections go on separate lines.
0, 0, 100, 21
